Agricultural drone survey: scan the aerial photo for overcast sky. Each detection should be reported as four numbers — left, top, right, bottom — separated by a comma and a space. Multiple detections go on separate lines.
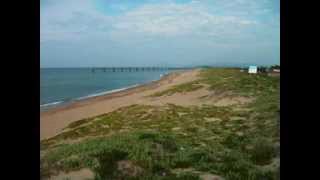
40, 0, 279, 67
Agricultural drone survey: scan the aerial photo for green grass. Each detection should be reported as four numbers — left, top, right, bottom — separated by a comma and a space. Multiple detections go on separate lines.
41, 68, 280, 180
150, 68, 278, 98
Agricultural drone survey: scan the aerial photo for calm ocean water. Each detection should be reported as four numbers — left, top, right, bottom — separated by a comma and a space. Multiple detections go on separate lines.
40, 68, 171, 110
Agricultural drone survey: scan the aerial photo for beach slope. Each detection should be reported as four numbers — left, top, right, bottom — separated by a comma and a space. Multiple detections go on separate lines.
41, 69, 201, 140
41, 68, 280, 180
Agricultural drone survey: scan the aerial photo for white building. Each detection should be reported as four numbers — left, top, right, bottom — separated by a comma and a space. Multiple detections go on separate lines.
248, 66, 257, 74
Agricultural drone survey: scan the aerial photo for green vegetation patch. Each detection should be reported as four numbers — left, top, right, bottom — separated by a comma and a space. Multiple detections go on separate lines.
149, 68, 278, 99
199, 68, 279, 97
41, 132, 278, 180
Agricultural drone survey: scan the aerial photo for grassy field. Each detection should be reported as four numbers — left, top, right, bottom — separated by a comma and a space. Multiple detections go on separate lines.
41, 68, 280, 180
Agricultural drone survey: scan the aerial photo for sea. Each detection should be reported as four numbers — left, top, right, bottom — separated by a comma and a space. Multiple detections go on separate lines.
40, 68, 172, 111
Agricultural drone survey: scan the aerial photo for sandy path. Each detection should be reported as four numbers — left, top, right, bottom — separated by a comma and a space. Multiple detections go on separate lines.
40, 69, 201, 140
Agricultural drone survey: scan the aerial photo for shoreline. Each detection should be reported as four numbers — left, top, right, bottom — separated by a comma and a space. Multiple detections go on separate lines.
40, 72, 172, 112
40, 70, 180, 115
40, 69, 199, 140
40, 83, 142, 112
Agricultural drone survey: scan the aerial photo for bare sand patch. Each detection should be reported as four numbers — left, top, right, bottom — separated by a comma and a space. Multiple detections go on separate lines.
200, 174, 224, 180
142, 86, 253, 107
230, 116, 247, 121
178, 112, 188, 116
117, 160, 144, 177
142, 87, 212, 106
199, 90, 254, 106
214, 96, 253, 107
204, 117, 221, 122
172, 127, 182, 131
173, 168, 224, 180
48, 168, 94, 180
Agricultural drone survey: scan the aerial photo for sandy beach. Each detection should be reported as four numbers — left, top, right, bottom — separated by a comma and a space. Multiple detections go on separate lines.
40, 69, 202, 140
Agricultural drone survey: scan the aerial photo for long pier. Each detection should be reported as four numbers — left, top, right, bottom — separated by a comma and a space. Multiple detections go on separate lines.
90, 67, 192, 73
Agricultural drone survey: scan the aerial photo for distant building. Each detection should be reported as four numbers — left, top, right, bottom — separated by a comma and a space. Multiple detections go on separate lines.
248, 66, 257, 74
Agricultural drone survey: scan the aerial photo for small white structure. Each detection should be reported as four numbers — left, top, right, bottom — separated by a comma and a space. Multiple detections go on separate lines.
248, 66, 257, 74
273, 69, 280, 73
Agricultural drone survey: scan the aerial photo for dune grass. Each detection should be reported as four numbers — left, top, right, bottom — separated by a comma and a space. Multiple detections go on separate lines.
41, 68, 279, 180
149, 81, 204, 97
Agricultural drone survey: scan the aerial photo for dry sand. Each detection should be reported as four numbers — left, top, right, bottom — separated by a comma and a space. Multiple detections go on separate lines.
48, 168, 94, 180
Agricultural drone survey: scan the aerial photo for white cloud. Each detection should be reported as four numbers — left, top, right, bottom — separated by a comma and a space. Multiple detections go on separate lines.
110, 2, 257, 41
41, 0, 113, 42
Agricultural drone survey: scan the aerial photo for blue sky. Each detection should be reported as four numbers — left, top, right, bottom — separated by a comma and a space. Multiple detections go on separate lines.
40, 0, 279, 67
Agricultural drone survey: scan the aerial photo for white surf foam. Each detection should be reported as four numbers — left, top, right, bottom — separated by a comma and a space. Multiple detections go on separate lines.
40, 101, 63, 107
76, 84, 140, 100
